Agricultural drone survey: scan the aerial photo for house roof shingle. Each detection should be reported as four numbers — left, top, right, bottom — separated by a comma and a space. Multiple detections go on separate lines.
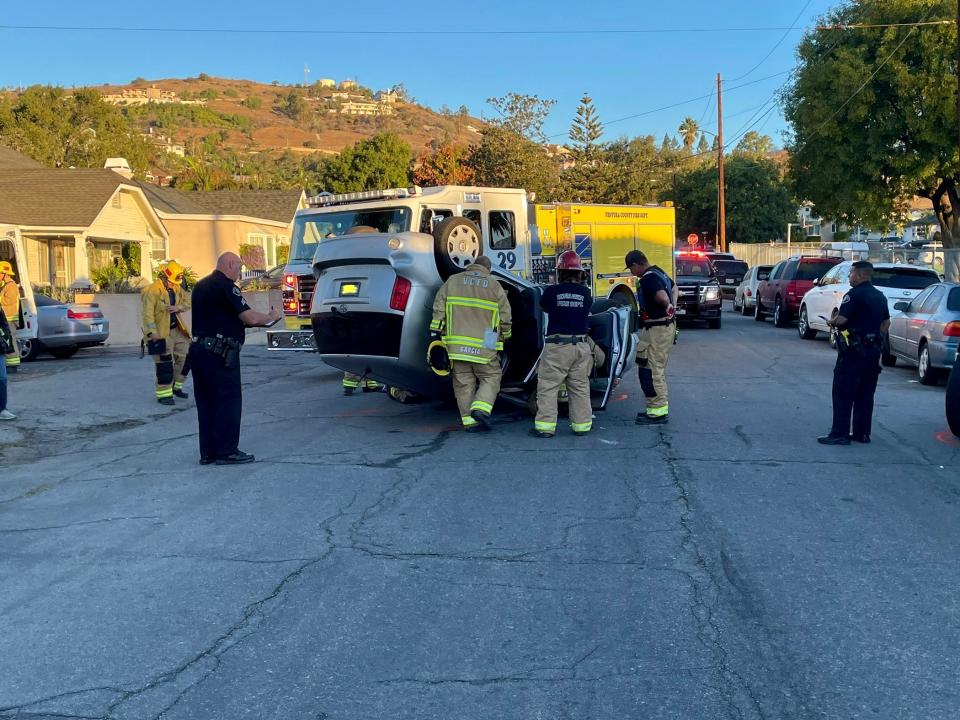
0, 145, 45, 170
0, 168, 133, 227
139, 185, 303, 224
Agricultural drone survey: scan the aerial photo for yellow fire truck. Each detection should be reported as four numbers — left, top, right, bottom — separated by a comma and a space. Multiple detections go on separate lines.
268, 186, 675, 351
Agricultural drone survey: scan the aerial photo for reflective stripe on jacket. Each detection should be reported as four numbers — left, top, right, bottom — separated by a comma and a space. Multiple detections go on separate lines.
431, 264, 512, 364
141, 279, 191, 340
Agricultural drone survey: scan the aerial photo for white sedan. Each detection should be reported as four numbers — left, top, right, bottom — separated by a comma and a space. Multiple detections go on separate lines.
797, 261, 940, 345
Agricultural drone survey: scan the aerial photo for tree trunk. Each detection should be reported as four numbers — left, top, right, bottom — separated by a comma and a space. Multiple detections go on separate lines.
930, 178, 960, 281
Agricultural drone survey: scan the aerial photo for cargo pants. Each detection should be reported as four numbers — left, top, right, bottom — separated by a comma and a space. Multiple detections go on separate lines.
154, 329, 190, 400
4, 320, 19, 369
534, 340, 593, 435
342, 372, 380, 392
636, 323, 674, 418
452, 358, 501, 428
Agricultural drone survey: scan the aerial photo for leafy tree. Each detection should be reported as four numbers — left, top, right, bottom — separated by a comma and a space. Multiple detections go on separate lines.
197, 73, 210, 81
601, 136, 664, 205
486, 92, 556, 142
734, 130, 774, 159
678, 117, 700, 151
661, 133, 678, 151
199, 89, 219, 101
696, 134, 710, 156
569, 93, 603, 160
467, 126, 559, 200
457, 105, 469, 117
314, 133, 412, 192
413, 142, 475, 186
277, 91, 306, 121
784, 0, 958, 275
670, 156, 793, 244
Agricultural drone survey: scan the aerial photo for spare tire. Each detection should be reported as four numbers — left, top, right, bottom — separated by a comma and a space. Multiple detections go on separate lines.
433, 216, 482, 279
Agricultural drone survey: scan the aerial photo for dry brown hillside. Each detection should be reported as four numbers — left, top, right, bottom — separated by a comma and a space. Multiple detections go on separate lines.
96, 76, 484, 159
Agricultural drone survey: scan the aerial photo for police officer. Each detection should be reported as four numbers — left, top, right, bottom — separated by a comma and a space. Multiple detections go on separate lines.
818, 260, 890, 445
430, 255, 512, 432
530, 250, 594, 438
190, 252, 281, 465
626, 250, 678, 425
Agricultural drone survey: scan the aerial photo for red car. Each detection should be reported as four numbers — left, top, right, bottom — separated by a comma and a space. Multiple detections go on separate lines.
755, 256, 843, 328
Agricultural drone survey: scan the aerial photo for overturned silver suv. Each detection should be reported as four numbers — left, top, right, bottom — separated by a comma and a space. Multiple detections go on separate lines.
308, 227, 638, 410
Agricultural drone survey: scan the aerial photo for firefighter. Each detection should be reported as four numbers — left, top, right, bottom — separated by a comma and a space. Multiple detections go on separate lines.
0, 261, 21, 373
530, 251, 593, 438
430, 255, 512, 432
342, 371, 381, 396
142, 260, 192, 405
626, 250, 678, 425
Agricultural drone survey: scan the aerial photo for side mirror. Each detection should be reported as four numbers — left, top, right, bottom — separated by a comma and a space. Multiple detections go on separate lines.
894, 301, 910, 312
812, 278, 820, 286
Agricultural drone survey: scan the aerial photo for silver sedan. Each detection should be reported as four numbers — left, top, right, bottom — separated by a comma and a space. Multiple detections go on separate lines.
18, 293, 110, 361
887, 282, 960, 385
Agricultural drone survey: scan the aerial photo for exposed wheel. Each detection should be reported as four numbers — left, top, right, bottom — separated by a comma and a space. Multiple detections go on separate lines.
591, 298, 615, 313
433, 216, 482, 280
754, 297, 766, 321
707, 317, 722, 329
881, 334, 897, 367
918, 343, 942, 385
741, 299, 751, 315
773, 297, 789, 328
48, 345, 80, 360
610, 289, 636, 310
946, 353, 960, 437
798, 306, 817, 339
18, 336, 41, 362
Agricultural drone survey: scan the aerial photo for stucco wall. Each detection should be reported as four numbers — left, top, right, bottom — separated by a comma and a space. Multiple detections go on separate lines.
164, 217, 290, 277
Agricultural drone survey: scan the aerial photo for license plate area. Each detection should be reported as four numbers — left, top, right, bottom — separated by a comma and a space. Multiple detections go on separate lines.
91, 323, 103, 332
339, 281, 361, 297
675, 308, 687, 316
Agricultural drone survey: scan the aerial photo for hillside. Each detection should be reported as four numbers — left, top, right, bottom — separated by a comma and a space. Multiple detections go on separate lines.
96, 76, 484, 165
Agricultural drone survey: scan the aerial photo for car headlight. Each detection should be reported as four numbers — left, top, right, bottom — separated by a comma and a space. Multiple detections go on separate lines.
703, 286, 720, 301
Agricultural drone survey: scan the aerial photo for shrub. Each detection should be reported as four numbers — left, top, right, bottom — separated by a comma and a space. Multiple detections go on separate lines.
242, 96, 262, 110
224, 88, 239, 98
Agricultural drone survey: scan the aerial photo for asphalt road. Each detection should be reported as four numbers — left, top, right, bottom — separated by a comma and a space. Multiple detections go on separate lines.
2, 306, 959, 720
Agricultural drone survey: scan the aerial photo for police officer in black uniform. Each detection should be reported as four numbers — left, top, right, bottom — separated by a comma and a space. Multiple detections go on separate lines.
818, 260, 890, 446
190, 252, 281, 465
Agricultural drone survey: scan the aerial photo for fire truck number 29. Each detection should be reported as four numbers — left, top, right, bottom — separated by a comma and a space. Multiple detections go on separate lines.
496, 251, 517, 270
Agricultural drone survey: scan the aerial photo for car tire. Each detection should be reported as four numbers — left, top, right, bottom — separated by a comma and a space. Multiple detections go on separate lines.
48, 345, 80, 360
798, 306, 817, 339
707, 317, 722, 329
946, 353, 960, 437
732, 295, 741, 313
773, 297, 789, 328
918, 343, 942, 385
18, 336, 41, 362
433, 216, 482, 280
754, 296, 766, 321
610, 289, 636, 310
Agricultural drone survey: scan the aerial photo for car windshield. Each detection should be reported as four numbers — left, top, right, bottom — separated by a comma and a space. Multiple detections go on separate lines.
948, 287, 960, 311
713, 260, 748, 275
289, 207, 412, 262
795, 261, 839, 280
677, 259, 714, 277
873, 268, 940, 290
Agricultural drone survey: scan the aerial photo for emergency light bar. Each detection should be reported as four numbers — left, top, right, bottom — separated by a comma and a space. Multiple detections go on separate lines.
307, 186, 422, 207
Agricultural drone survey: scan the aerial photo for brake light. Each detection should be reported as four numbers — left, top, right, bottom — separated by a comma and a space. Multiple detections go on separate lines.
745, 289, 752, 297
944, 322, 960, 337
67, 308, 101, 320
389, 276, 412, 311
284, 274, 295, 286
676, 251, 706, 257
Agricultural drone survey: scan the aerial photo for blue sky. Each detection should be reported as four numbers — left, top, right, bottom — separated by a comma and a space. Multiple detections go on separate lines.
1, 0, 838, 148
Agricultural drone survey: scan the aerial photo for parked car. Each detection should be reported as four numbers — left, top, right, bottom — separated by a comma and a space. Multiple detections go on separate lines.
712, 258, 749, 298
19, 291, 109, 361
733, 264, 772, 314
887, 282, 960, 384
797, 262, 940, 345
947, 351, 960, 437
308, 229, 637, 408
918, 242, 945, 272
674, 251, 723, 328
755, 256, 843, 327
238, 264, 286, 291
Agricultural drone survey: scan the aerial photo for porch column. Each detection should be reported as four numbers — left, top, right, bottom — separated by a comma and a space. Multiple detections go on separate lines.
72, 233, 91, 289
139, 239, 152, 279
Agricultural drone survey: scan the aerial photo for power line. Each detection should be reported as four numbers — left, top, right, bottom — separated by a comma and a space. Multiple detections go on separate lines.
730, 0, 813, 82
0, 23, 813, 36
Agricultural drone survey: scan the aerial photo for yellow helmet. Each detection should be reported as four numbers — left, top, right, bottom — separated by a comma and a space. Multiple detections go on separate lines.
427, 339, 451, 377
0, 260, 14, 277
161, 260, 185, 285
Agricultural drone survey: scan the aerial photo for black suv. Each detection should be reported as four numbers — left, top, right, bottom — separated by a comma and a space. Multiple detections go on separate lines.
711, 258, 749, 298
674, 252, 723, 329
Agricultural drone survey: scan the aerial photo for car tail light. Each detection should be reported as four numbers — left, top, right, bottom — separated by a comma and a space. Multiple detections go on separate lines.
67, 308, 101, 320
389, 276, 412, 311
944, 321, 960, 337
745, 289, 752, 297
284, 274, 295, 287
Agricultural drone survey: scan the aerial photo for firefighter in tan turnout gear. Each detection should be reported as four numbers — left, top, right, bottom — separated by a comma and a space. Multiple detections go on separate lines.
142, 261, 192, 405
430, 256, 512, 432
0, 261, 21, 372
530, 251, 595, 438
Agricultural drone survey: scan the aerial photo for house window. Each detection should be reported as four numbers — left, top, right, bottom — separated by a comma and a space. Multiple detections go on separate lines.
245, 233, 278, 269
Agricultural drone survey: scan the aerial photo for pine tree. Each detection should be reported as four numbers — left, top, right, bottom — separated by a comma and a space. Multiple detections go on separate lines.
568, 93, 603, 161
696, 134, 710, 155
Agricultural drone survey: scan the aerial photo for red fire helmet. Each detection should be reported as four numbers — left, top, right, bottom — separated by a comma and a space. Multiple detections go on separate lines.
556, 250, 583, 271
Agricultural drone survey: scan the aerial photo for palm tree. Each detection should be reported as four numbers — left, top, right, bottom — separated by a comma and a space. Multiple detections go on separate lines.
678, 117, 700, 151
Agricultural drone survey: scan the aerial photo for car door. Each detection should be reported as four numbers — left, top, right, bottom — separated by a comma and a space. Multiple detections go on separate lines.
586, 306, 634, 409
761, 262, 783, 306
804, 264, 839, 329
888, 286, 929, 356
907, 286, 945, 356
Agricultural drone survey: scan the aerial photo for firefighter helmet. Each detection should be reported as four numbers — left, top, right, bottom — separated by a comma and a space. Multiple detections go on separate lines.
427, 339, 451, 377
161, 260, 185, 285
0, 260, 14, 277
557, 250, 583, 271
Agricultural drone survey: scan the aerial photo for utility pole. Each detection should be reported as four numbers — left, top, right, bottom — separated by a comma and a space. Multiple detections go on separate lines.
717, 72, 727, 253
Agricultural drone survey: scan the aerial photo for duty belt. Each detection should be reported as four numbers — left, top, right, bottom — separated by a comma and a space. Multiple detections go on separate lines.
644, 318, 675, 327
545, 334, 587, 345
192, 335, 241, 352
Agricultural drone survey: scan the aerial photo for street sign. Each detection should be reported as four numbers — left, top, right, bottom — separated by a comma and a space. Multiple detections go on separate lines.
687, 233, 699, 246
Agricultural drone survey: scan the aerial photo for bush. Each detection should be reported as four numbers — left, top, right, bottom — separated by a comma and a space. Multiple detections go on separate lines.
224, 88, 239, 98
198, 73, 210, 81
199, 89, 219, 101
92, 259, 139, 293
242, 96, 262, 110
